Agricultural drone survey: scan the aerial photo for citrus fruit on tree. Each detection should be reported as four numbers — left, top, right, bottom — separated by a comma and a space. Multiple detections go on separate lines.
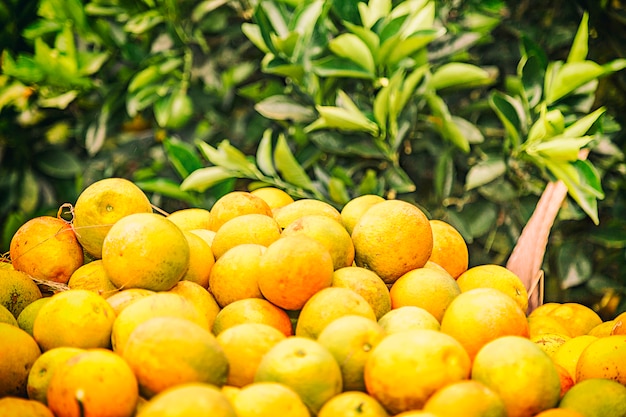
67, 259, 118, 297
26, 346, 84, 404
10, 215, 83, 284
427, 219, 469, 279
102, 212, 190, 291
216, 323, 286, 387
440, 287, 530, 360
254, 336, 343, 415
212, 297, 292, 337
575, 334, 626, 384
340, 194, 385, 235
318, 390, 390, 417
257, 235, 334, 311
47, 348, 139, 417
422, 379, 507, 417
471, 336, 561, 417
352, 199, 433, 284
211, 213, 281, 259
0, 322, 41, 397
72, 177, 153, 258
272, 198, 342, 229
33, 289, 116, 351
456, 264, 529, 313
0, 268, 42, 318
331, 266, 391, 320
0, 397, 54, 417
377, 305, 440, 334
250, 187, 295, 210
136, 383, 237, 417
208, 191, 273, 231
231, 382, 311, 417
166, 207, 212, 231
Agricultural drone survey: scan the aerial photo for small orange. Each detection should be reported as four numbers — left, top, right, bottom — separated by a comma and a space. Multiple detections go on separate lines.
422, 380, 507, 417
166, 208, 212, 231
0, 268, 42, 318
528, 302, 602, 337
167, 280, 221, 334
332, 266, 391, 320
377, 306, 440, 334
209, 191, 273, 231
105, 288, 155, 315
610, 311, 626, 335
231, 382, 310, 417
575, 335, 626, 384
257, 235, 334, 311
587, 319, 615, 336
212, 298, 292, 337
17, 298, 51, 335
137, 383, 236, 417
528, 315, 573, 339
26, 346, 85, 404
554, 362, 575, 398
210, 214, 281, 259
0, 397, 54, 417
456, 264, 528, 313
427, 219, 469, 279
558, 378, 626, 417
67, 259, 119, 297
250, 187, 295, 210
531, 332, 571, 358
552, 335, 598, 382
0, 323, 41, 397
340, 194, 385, 235
272, 198, 342, 229
534, 409, 585, 417
318, 391, 390, 417
440, 288, 530, 360
0, 304, 17, 326
47, 348, 139, 417
180, 230, 215, 288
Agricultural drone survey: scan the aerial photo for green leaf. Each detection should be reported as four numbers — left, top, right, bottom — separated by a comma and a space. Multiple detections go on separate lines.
274, 134, 315, 190
546, 61, 605, 104
136, 178, 199, 205
557, 242, 592, 289
124, 10, 164, 34
357, 169, 382, 195
519, 53, 545, 108
452, 116, 484, 144
262, 54, 305, 80
254, 95, 316, 122
386, 28, 444, 67
257, 129, 277, 177
85, 107, 108, 156
489, 92, 523, 148
312, 56, 376, 79
128, 66, 161, 93
426, 94, 470, 152
38, 91, 78, 109
242, 23, 271, 53
430, 62, 493, 91
329, 33, 376, 74
328, 177, 350, 204
35, 148, 82, 179
567, 12, 588, 63
358, 0, 392, 28
163, 137, 204, 179
180, 166, 236, 192
1, 51, 45, 84
465, 156, 506, 190
196, 140, 259, 177
528, 137, 593, 162
306, 106, 380, 136
383, 164, 416, 194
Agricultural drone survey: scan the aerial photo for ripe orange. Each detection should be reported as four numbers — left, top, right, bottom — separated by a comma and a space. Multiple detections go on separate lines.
105, 288, 155, 315
0, 323, 41, 397
558, 378, 626, 417
166, 207, 212, 231
17, 298, 50, 336
575, 335, 626, 384
377, 306, 440, 334
281, 214, 355, 270
33, 289, 116, 351
340, 194, 385, 235
554, 362, 575, 399
389, 267, 461, 323
211, 213, 281, 259
471, 336, 561, 417
427, 219, 469, 279
67, 259, 119, 297
528, 302, 602, 337
216, 323, 286, 387
332, 266, 391, 320
272, 198, 342, 229
316, 315, 386, 392
257, 235, 334, 311
10, 216, 83, 284
364, 329, 471, 414
0, 304, 18, 326
209, 191, 273, 231
254, 336, 343, 415
531, 332, 571, 358
533, 409, 585, 417
0, 397, 54, 417
295, 287, 376, 339
352, 199, 433, 285
528, 314, 573, 339
137, 383, 237, 417
47, 348, 139, 417
422, 380, 507, 417
552, 335, 598, 382
72, 177, 153, 258
168, 280, 221, 332
208, 244, 266, 307
189, 228, 217, 248
26, 346, 84, 404
456, 264, 528, 313
180, 230, 215, 288
102, 212, 190, 291
610, 311, 626, 335
212, 298, 293, 337
231, 382, 310, 417
0, 268, 42, 318
440, 288, 530, 360
250, 187, 295, 210
122, 316, 229, 398
587, 319, 615, 337
318, 391, 389, 417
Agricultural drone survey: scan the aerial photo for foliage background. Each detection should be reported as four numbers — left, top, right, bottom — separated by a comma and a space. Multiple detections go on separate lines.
1, 0, 625, 318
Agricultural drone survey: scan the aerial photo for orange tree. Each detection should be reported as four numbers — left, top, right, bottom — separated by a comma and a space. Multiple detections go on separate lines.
1, 0, 625, 316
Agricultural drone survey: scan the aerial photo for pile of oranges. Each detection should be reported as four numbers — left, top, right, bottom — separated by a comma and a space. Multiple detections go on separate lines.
1, 177, 625, 417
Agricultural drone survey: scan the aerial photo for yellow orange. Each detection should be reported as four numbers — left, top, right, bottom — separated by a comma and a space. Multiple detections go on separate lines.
0, 397, 54, 417
528, 302, 602, 337
10, 216, 83, 284
212, 297, 293, 337
167, 207, 212, 231
559, 378, 626, 417
456, 264, 528, 313
554, 362, 575, 399
208, 244, 265, 307
136, 383, 237, 417
534, 409, 585, 417
180, 230, 215, 288
272, 198, 342, 229
377, 306, 440, 334
189, 228, 217, 247
531, 332, 571, 358
257, 235, 334, 311
340, 194, 385, 235
365, 330, 470, 414
0, 323, 41, 397
26, 346, 84, 404
427, 219, 469, 279
552, 335, 598, 382
332, 266, 391, 320
211, 213, 281, 259
422, 380, 507, 417
587, 319, 614, 336
250, 187, 295, 209
72, 177, 153, 258
168, 280, 221, 332
0, 268, 42, 318
105, 288, 155, 315
528, 315, 573, 339
209, 191, 273, 231
610, 311, 626, 335
318, 391, 390, 417
575, 335, 626, 384
67, 259, 119, 297
0, 304, 17, 326
16, 298, 50, 336
231, 382, 310, 417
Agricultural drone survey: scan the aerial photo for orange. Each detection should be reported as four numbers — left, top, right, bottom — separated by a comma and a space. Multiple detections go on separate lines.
17, 298, 50, 336
67, 259, 119, 297
440, 288, 530, 360
456, 264, 528, 313
534, 409, 585, 417
189, 228, 217, 247
422, 380, 507, 417
0, 304, 17, 326
231, 382, 310, 417
221, 384, 241, 403
0, 397, 54, 417
167, 280, 221, 332
528, 315, 573, 338
531, 332, 571, 358
208, 244, 265, 307
33, 289, 116, 351
587, 319, 615, 336
332, 266, 391, 320
111, 292, 207, 355
136, 383, 237, 417
47, 348, 139, 417
610, 311, 626, 335
554, 362, 575, 398
209, 191, 273, 231
250, 187, 295, 210
377, 306, 440, 333
0, 323, 41, 397
102, 213, 190, 291
180, 230, 215, 288
211, 214, 281, 259
105, 288, 155, 315
26, 346, 84, 404
393, 413, 440, 417
281, 214, 355, 270
166, 207, 212, 231
364, 329, 471, 414
10, 216, 83, 284
340, 194, 385, 235
575, 334, 626, 384
351, 199, 433, 285
559, 378, 626, 417
389, 267, 461, 322
295, 287, 376, 339
212, 297, 292, 337
427, 219, 469, 279
318, 391, 389, 417
471, 336, 561, 417
72, 177, 153, 258
552, 335, 598, 382
0, 268, 42, 318
254, 336, 343, 415
272, 198, 342, 229
317, 315, 386, 392
528, 302, 602, 337
257, 235, 334, 311
122, 316, 229, 398
216, 323, 286, 387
